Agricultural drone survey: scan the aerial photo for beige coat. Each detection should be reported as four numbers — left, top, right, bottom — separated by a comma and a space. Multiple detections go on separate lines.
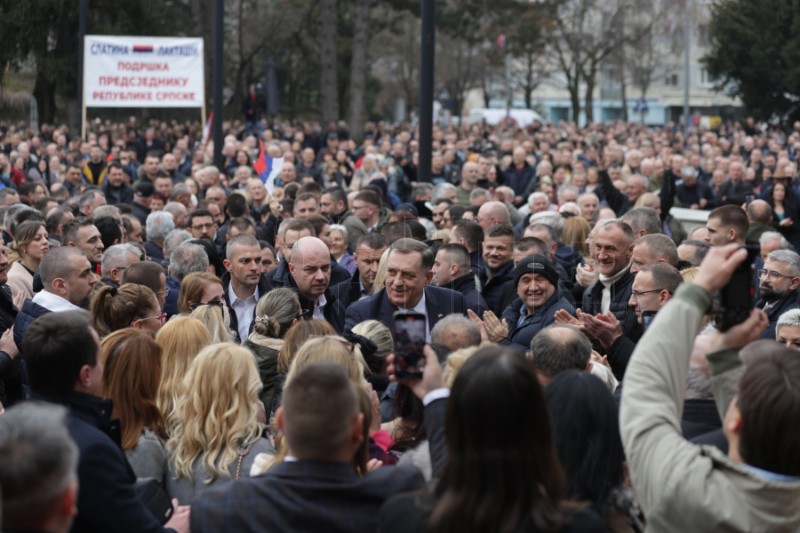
620, 283, 800, 532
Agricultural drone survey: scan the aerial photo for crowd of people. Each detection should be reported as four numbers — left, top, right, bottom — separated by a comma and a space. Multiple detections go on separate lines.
2, 115, 800, 532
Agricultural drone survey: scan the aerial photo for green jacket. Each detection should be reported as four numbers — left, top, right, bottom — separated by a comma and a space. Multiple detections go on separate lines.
620, 283, 800, 531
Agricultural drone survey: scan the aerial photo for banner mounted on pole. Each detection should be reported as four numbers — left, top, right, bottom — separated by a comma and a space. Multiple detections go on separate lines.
83, 35, 205, 108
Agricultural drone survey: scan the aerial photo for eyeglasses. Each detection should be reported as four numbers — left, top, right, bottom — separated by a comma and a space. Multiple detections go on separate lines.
156, 288, 170, 297
758, 269, 797, 281
140, 312, 167, 325
630, 289, 663, 299
189, 298, 225, 312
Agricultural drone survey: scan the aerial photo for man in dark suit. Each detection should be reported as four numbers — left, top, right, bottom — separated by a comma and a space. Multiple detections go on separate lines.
24, 310, 189, 533
345, 238, 467, 337
331, 232, 388, 311
288, 236, 344, 332
191, 362, 424, 532
432, 243, 488, 318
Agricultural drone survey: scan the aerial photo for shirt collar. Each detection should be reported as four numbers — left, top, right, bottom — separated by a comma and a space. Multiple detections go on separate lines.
398, 291, 426, 315
228, 283, 259, 304
31, 290, 82, 312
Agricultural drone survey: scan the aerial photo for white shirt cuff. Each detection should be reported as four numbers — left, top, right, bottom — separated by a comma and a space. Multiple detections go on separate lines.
423, 388, 450, 406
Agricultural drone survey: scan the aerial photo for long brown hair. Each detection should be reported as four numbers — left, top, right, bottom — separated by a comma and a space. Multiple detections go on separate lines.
177, 271, 223, 314
428, 347, 567, 532
99, 328, 166, 450
91, 283, 159, 338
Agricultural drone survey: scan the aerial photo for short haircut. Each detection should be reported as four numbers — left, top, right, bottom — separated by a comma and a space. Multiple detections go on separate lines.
437, 243, 471, 271
354, 189, 382, 209
145, 211, 175, 241
94, 216, 122, 250
747, 200, 772, 225
768, 249, 800, 275
432, 183, 456, 203
598, 219, 634, 243
61, 219, 97, 247
294, 191, 319, 205
708, 205, 749, 240
777, 308, 800, 333
517, 236, 547, 255
356, 232, 388, 251
188, 208, 214, 226
527, 223, 557, 246
380, 221, 414, 244
226, 234, 260, 260
79, 190, 104, 210
390, 237, 434, 272
679, 239, 710, 266
760, 231, 789, 249
45, 207, 73, 236
100, 243, 141, 277
622, 207, 661, 236
530, 211, 564, 240
431, 314, 482, 350
0, 403, 78, 530
226, 192, 248, 217
229, 216, 255, 235
530, 325, 591, 378
164, 229, 192, 257
635, 233, 679, 265
40, 246, 85, 286
170, 242, 210, 281
738, 348, 800, 475
323, 186, 348, 205
25, 310, 98, 396
278, 217, 315, 238
450, 220, 484, 251
281, 362, 360, 460
121, 261, 165, 293
637, 263, 683, 293
485, 223, 515, 240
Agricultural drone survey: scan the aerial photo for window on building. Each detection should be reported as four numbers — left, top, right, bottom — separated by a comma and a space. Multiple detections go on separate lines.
700, 67, 718, 86
665, 73, 679, 86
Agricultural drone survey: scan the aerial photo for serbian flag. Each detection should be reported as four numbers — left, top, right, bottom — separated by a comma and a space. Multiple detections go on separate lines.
253, 140, 284, 194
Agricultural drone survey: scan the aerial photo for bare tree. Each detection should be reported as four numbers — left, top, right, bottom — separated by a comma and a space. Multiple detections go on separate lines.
348, 0, 372, 140
319, 0, 339, 122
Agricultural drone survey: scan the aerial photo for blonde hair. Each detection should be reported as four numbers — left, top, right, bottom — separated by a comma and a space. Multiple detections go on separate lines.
168, 343, 264, 484
285, 336, 368, 387
562, 216, 591, 258
351, 320, 394, 371
155, 317, 213, 430
250, 288, 301, 340
277, 320, 336, 373
190, 303, 234, 343
635, 192, 660, 210
442, 345, 484, 388
371, 248, 392, 295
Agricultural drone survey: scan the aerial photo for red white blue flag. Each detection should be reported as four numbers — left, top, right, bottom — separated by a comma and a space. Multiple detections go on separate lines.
252, 140, 284, 194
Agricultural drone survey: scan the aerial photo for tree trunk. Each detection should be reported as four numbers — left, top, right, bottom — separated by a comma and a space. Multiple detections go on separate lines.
621, 73, 628, 121
33, 71, 56, 125
319, 0, 339, 123
347, 0, 371, 142
584, 72, 595, 123
524, 49, 534, 109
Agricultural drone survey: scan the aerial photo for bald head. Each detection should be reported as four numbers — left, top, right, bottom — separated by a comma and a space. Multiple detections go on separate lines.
477, 201, 510, 230
747, 199, 772, 226
291, 236, 329, 264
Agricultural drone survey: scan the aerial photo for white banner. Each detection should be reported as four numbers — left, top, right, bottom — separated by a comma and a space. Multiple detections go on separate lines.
84, 35, 204, 108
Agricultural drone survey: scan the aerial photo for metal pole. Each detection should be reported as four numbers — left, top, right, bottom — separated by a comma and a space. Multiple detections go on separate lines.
418, 0, 435, 184
78, 0, 87, 139
505, 52, 512, 119
683, 0, 691, 131
212, 0, 224, 170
